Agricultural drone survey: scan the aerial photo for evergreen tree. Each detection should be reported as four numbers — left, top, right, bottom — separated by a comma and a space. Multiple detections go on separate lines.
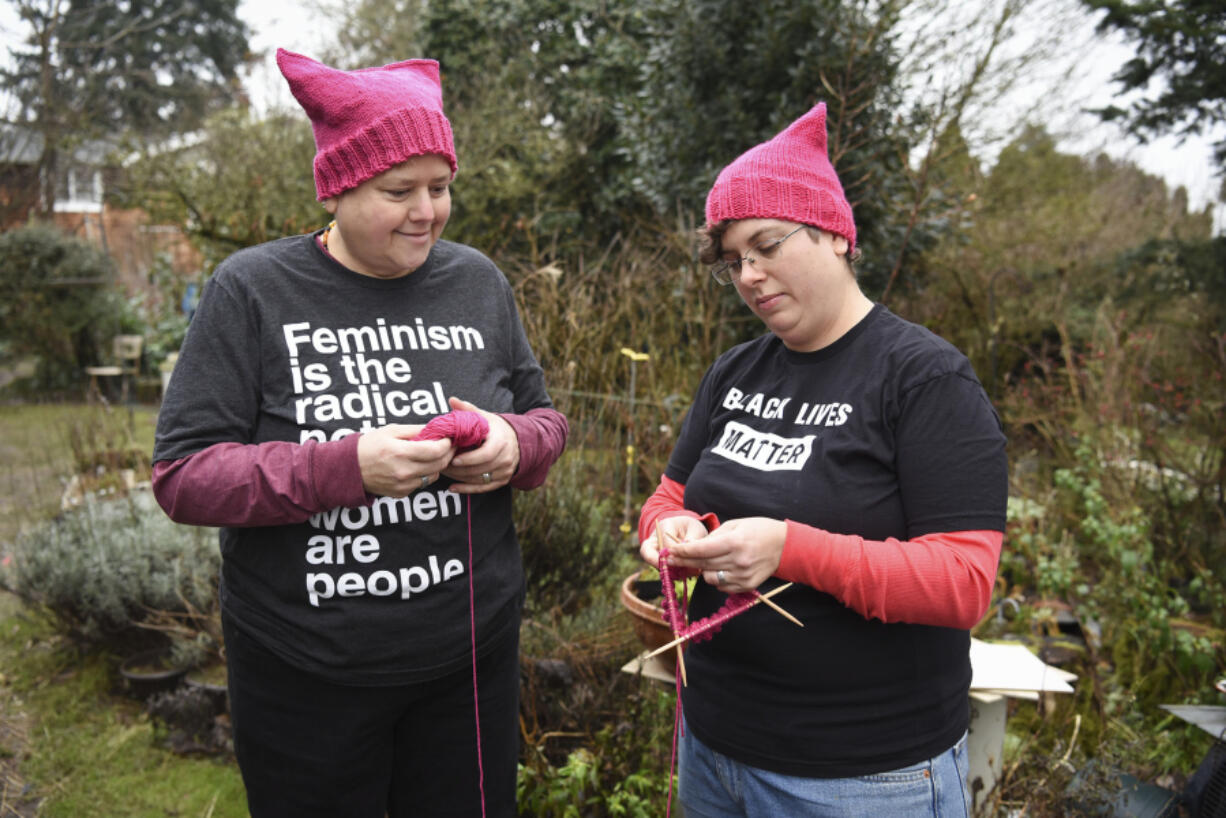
0, 223, 129, 384
1083, 0, 1226, 172
2, 0, 252, 214
616, 0, 915, 291
622, 0, 906, 217
901, 124, 1213, 393
419, 0, 654, 255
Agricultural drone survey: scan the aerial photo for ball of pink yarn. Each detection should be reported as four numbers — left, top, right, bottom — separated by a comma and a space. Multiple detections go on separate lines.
413, 410, 489, 450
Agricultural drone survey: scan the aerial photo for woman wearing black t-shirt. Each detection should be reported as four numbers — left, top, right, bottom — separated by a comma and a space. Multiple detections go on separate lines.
154, 50, 567, 817
638, 103, 1007, 817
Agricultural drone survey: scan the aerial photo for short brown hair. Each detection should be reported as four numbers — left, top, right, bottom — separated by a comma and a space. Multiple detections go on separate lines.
697, 220, 732, 266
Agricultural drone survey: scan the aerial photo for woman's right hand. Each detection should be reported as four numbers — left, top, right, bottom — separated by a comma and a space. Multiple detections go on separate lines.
640, 515, 709, 570
357, 424, 456, 497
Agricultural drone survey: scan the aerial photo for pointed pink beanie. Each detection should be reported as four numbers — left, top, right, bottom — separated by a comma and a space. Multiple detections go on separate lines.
276, 49, 457, 201
705, 103, 856, 251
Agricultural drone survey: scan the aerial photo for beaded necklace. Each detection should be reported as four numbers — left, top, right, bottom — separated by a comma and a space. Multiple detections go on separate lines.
319, 220, 336, 249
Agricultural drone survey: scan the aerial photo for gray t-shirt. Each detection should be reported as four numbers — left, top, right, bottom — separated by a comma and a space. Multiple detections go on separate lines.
155, 234, 553, 684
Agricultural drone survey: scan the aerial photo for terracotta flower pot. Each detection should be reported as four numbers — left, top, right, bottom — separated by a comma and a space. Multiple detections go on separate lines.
620, 569, 680, 664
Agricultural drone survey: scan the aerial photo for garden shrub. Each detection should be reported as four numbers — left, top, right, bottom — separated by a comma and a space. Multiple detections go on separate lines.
517, 588, 676, 817
515, 447, 623, 614
990, 438, 1225, 801
0, 223, 136, 391
6, 490, 219, 648
135, 251, 195, 373
64, 405, 152, 478
1052, 450, 1222, 697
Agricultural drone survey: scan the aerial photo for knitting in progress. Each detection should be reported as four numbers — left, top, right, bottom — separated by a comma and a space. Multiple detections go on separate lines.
648, 528, 800, 685
649, 528, 801, 816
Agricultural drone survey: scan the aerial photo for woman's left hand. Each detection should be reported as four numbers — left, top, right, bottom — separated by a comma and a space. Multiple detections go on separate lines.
442, 396, 521, 494
663, 517, 787, 593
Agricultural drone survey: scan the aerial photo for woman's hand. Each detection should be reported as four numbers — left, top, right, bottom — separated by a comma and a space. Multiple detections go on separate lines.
663, 517, 786, 593
640, 515, 709, 570
357, 424, 455, 497
441, 397, 520, 494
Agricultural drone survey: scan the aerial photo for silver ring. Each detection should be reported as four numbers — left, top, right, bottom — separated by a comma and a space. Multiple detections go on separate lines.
716, 570, 727, 585
482, 472, 492, 484
420, 475, 430, 489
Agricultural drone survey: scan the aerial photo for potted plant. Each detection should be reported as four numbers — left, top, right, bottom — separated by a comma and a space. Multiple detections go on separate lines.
184, 658, 229, 716
619, 568, 680, 664
119, 645, 191, 698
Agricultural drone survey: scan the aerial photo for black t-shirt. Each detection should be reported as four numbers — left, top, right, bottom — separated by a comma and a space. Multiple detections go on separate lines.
666, 304, 1007, 777
155, 235, 554, 685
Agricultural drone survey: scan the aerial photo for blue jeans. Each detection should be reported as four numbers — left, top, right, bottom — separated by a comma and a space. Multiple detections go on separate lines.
678, 719, 972, 818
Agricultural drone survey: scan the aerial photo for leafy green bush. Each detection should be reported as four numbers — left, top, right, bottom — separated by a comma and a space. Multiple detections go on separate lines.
517, 742, 670, 818
136, 251, 194, 373
515, 447, 623, 614
990, 440, 1225, 799
1051, 450, 1223, 696
6, 490, 219, 648
517, 586, 676, 818
121, 107, 322, 269
0, 223, 135, 390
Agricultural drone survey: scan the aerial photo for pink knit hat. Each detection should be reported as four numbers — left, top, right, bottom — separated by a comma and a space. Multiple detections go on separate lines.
705, 103, 856, 250
276, 49, 457, 201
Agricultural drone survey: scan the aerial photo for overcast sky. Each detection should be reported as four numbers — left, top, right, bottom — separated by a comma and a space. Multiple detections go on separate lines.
1, 0, 1220, 230
236, 0, 1221, 229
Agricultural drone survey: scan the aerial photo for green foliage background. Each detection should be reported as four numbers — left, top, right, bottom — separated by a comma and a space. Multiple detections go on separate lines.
2, 0, 253, 217
0, 224, 135, 388
1083, 0, 1226, 171
1, 0, 1224, 815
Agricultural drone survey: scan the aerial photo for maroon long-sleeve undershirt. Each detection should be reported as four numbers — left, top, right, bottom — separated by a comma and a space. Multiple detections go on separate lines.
153, 407, 568, 528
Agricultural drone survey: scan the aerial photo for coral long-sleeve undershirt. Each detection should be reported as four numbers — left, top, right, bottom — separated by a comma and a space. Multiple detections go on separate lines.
638, 473, 1001, 630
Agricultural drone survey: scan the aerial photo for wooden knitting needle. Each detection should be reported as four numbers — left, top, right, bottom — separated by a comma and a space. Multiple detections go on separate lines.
755, 592, 804, 628
644, 583, 796, 661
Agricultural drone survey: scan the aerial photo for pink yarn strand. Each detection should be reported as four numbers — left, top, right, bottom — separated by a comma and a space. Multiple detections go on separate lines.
414, 411, 489, 816
657, 545, 689, 816
666, 667, 680, 818
656, 548, 687, 636
654, 543, 773, 815
467, 494, 486, 817
655, 533, 775, 815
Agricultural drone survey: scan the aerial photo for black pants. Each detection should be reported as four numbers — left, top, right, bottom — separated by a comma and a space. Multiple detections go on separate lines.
223, 616, 520, 818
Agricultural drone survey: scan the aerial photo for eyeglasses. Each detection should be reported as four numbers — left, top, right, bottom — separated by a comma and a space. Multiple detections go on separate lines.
710, 225, 807, 285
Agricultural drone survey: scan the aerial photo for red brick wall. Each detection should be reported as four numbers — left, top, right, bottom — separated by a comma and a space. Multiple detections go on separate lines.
53, 205, 202, 302
0, 165, 39, 230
